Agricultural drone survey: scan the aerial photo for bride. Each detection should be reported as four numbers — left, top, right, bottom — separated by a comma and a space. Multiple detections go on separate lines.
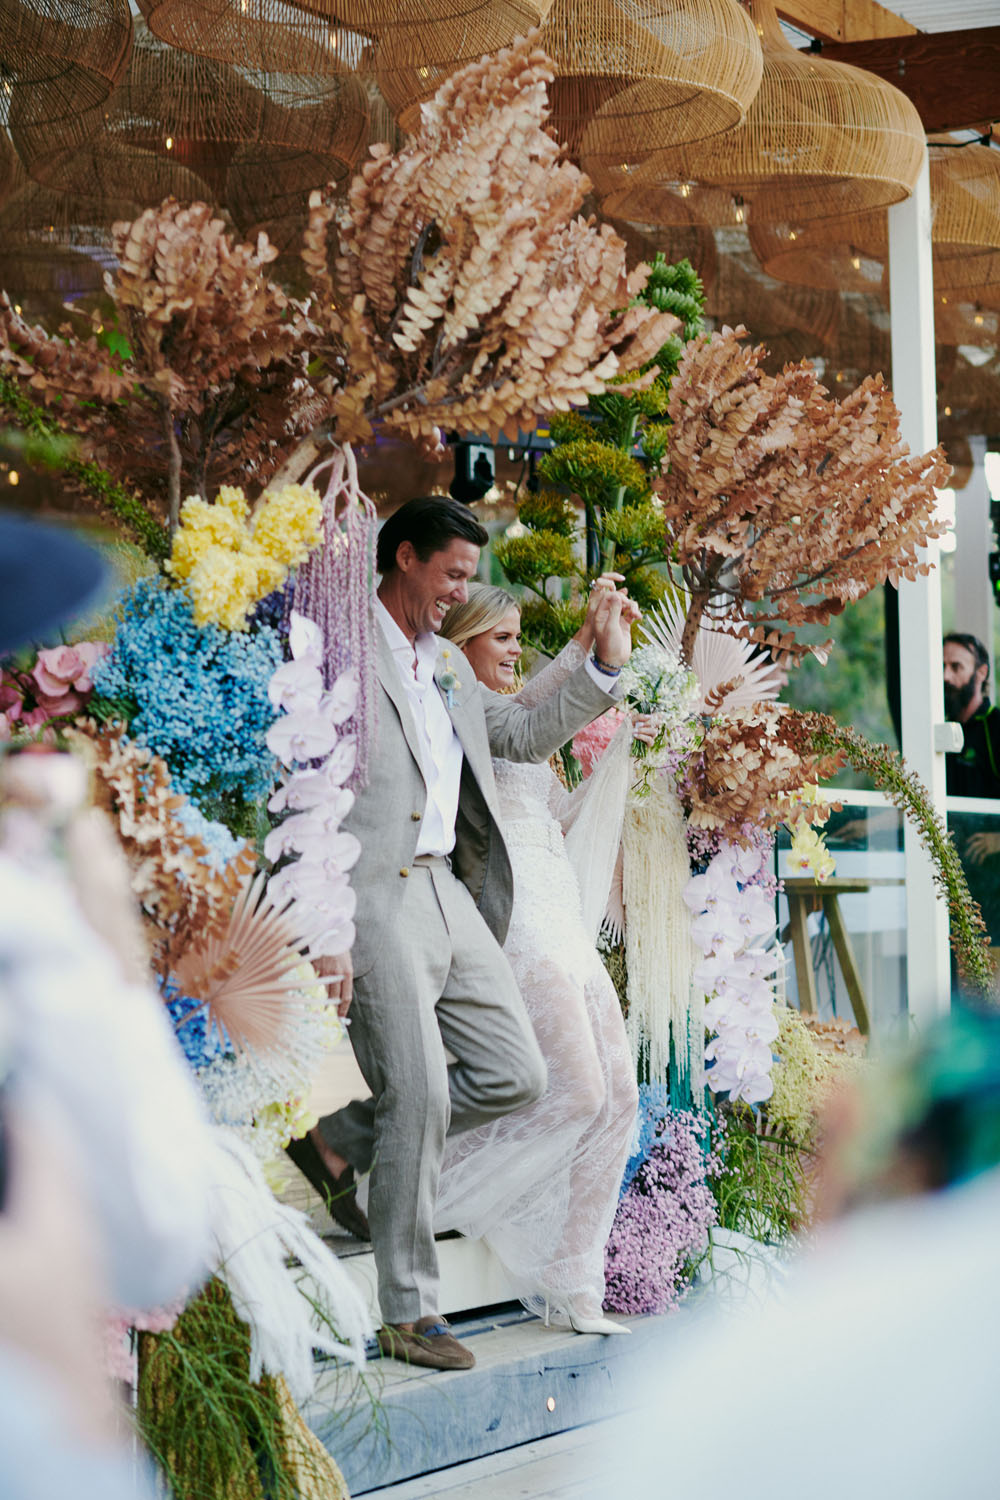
437, 579, 647, 1335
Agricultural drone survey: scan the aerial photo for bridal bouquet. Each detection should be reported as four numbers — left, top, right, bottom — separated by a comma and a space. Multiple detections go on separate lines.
617, 642, 699, 794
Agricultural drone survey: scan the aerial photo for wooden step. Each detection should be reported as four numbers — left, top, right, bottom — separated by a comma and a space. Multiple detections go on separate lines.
304, 1307, 669, 1495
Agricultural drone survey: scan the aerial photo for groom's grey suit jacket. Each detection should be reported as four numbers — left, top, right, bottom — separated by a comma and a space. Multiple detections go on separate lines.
345, 629, 618, 978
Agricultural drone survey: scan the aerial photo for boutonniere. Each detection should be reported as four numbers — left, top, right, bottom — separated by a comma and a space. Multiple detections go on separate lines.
439, 649, 461, 709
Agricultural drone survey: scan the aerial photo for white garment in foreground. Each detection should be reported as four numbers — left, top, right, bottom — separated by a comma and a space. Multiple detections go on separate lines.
0, 852, 214, 1309
610, 1169, 1000, 1500
435, 642, 637, 1318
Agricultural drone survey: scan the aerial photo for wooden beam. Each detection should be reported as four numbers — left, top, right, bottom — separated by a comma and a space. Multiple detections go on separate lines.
814, 27, 1000, 132
776, 0, 916, 44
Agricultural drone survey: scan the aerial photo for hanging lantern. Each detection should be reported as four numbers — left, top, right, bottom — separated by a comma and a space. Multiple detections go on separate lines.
139, 0, 370, 77
356, 0, 554, 123
599, 0, 924, 227
2, 0, 132, 176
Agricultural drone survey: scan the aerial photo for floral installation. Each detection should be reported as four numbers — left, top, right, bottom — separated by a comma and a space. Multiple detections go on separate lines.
165, 484, 324, 631
605, 1096, 720, 1316
786, 783, 837, 883
0, 640, 109, 739
264, 612, 361, 963
90, 577, 284, 818
618, 640, 699, 792
684, 843, 782, 1105
572, 707, 627, 779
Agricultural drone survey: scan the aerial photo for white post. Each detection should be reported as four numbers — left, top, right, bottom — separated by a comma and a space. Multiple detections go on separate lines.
888, 148, 951, 1027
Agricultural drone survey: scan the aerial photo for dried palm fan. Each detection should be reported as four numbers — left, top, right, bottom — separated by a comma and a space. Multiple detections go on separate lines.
341, 0, 552, 124
606, 0, 923, 227
2, 0, 132, 176
640, 594, 783, 715
139, 0, 367, 76
171, 871, 319, 1071
25, 19, 253, 203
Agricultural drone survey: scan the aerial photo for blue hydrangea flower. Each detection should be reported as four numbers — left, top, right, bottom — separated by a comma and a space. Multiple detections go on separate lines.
174, 798, 247, 871
162, 979, 235, 1071
621, 1083, 673, 1196
92, 578, 282, 806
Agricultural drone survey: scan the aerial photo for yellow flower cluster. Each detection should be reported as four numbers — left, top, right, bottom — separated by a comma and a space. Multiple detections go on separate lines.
787, 783, 836, 883
769, 1005, 864, 1149
166, 483, 324, 630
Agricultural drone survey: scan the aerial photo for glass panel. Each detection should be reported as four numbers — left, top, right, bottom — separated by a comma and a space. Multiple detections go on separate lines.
775, 801, 906, 1041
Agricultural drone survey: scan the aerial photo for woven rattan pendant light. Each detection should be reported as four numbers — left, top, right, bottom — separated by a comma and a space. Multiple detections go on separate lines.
0, 128, 20, 211
750, 145, 1000, 301
140, 0, 368, 77
538, 0, 763, 172
18, 19, 242, 201
2, 0, 132, 176
0, 176, 138, 316
355, 0, 554, 124
602, 0, 924, 226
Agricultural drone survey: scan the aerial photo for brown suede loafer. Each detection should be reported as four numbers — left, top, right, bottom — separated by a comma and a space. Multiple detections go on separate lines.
376, 1316, 476, 1370
285, 1133, 371, 1242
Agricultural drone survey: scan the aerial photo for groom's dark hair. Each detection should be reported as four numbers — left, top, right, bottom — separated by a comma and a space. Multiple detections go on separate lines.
377, 495, 488, 574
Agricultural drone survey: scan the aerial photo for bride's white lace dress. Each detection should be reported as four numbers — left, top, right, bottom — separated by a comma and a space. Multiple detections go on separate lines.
435, 642, 638, 1319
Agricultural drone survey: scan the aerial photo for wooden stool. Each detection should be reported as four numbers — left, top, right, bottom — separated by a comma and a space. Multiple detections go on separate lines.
782, 876, 903, 1036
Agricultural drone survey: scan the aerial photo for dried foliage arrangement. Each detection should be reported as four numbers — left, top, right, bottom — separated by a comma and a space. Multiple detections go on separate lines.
658, 325, 952, 665
276, 32, 682, 479
0, 202, 314, 531
682, 703, 841, 838
73, 722, 255, 975
0, 33, 679, 545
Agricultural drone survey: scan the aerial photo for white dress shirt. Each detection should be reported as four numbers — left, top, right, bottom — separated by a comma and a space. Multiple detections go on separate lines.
377, 599, 463, 857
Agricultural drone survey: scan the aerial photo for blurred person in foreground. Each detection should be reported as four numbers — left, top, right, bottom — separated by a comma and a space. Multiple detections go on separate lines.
607, 1003, 1000, 1500
0, 515, 215, 1500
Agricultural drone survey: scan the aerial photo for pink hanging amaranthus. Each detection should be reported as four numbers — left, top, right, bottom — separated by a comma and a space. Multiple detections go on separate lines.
288, 445, 377, 790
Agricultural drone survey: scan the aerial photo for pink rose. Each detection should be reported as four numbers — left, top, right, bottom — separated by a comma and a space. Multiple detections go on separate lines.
572, 708, 627, 779
31, 641, 108, 696
0, 678, 24, 721
32, 689, 85, 719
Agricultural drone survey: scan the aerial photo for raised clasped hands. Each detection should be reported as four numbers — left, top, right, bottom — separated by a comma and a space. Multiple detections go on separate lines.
576, 572, 639, 667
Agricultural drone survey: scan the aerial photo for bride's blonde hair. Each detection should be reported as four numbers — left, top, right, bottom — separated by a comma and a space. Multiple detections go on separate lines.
441, 582, 518, 651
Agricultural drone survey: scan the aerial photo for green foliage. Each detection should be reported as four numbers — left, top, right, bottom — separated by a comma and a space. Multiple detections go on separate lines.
600, 500, 665, 556
641, 256, 706, 346
539, 437, 650, 506
518, 595, 586, 655
516, 487, 578, 537
0, 373, 170, 560
710, 1108, 813, 1242
496, 254, 705, 648
137, 1279, 300, 1500
493, 529, 578, 591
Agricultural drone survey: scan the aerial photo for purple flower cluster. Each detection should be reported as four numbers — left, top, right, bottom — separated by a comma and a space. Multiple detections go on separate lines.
604, 1108, 720, 1316
686, 819, 780, 900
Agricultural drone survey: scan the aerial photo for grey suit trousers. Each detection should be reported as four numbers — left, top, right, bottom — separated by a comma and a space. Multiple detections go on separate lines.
318, 857, 546, 1323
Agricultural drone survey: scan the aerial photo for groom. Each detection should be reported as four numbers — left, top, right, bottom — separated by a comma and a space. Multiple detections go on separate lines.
288, 495, 631, 1369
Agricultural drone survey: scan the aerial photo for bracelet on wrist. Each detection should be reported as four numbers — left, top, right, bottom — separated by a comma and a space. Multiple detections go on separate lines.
591, 651, 623, 677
